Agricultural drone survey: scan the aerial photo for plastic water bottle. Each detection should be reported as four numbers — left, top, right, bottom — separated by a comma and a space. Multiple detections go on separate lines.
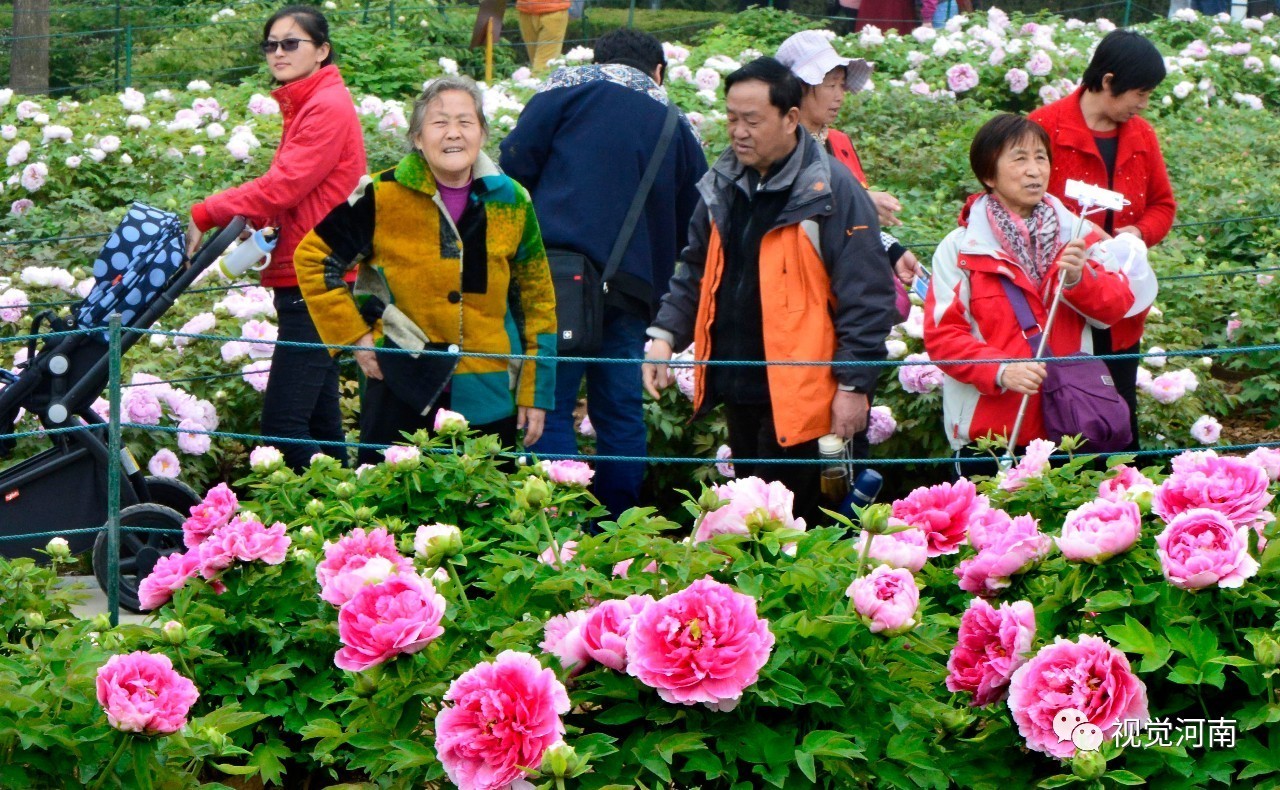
849, 469, 883, 508
219, 227, 277, 278
818, 434, 850, 504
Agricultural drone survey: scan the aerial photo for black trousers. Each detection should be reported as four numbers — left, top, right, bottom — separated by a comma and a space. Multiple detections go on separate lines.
261, 287, 345, 471
1092, 327, 1141, 454
723, 402, 821, 526
356, 380, 517, 467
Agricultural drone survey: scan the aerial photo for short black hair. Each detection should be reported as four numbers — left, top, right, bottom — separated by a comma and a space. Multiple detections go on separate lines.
724, 57, 804, 115
263, 5, 334, 69
594, 28, 666, 78
970, 114, 1052, 192
1081, 30, 1166, 95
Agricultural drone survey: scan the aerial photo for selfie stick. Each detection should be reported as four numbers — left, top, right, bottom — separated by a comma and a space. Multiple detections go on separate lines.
1000, 181, 1129, 467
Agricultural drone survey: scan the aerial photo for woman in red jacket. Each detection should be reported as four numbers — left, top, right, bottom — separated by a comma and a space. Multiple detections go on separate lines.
924, 115, 1134, 477
186, 5, 367, 470
1029, 30, 1174, 453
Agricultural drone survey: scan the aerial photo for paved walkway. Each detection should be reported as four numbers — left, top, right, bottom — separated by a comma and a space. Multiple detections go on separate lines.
63, 575, 149, 624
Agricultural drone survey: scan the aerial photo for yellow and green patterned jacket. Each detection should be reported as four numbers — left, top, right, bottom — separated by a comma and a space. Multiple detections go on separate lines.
294, 151, 557, 423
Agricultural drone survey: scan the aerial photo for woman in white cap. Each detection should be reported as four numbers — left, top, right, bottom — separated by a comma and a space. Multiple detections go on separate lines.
776, 29, 921, 294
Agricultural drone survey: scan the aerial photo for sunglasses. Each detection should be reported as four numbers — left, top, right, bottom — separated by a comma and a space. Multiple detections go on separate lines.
260, 38, 315, 54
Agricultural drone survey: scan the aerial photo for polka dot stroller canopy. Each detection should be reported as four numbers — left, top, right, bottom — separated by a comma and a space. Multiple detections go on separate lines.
76, 203, 186, 335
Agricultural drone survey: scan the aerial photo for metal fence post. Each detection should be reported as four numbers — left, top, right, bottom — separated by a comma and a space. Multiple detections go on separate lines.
1122, 0, 1132, 26
389, 0, 396, 31
113, 0, 123, 92
106, 314, 122, 627
627, 0, 637, 27
124, 24, 134, 89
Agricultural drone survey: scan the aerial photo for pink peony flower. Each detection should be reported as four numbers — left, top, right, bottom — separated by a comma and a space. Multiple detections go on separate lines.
1056, 499, 1142, 564
0, 288, 30, 323
898, 353, 944, 394
1005, 67, 1030, 93
249, 445, 284, 471
541, 609, 591, 671
334, 573, 447, 672
315, 527, 416, 607
1191, 415, 1222, 445
966, 504, 1011, 552
9, 199, 34, 217
147, 448, 180, 479
715, 444, 735, 478
854, 524, 929, 572
867, 405, 897, 445
946, 598, 1036, 706
96, 652, 199, 735
626, 577, 774, 711
847, 565, 919, 635
433, 408, 469, 432
124, 389, 162, 426
955, 515, 1052, 596
1007, 634, 1149, 758
20, 162, 47, 192
1146, 372, 1187, 404
1155, 508, 1260, 590
695, 475, 806, 545
998, 438, 1056, 491
946, 63, 980, 92
580, 594, 655, 671
241, 360, 270, 392
196, 516, 290, 578
383, 444, 421, 469
1245, 446, 1280, 482
240, 318, 277, 359
1098, 464, 1156, 503
176, 419, 211, 455
612, 557, 658, 578
137, 549, 200, 610
1026, 50, 1053, 76
435, 650, 570, 790
577, 413, 595, 437
182, 483, 237, 549
892, 478, 983, 556
539, 459, 594, 487
1153, 450, 1273, 530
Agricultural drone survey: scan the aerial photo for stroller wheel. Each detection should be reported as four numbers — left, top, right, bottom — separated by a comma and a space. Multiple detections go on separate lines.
92, 503, 185, 614
143, 476, 201, 515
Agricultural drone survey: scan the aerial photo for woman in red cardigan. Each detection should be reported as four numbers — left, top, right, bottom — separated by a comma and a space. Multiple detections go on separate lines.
186, 5, 367, 470
1029, 30, 1175, 453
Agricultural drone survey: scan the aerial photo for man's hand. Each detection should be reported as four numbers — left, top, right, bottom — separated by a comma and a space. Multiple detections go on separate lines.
869, 191, 903, 227
642, 338, 674, 399
518, 406, 545, 446
831, 390, 869, 439
185, 219, 204, 259
354, 332, 382, 380
1000, 361, 1046, 395
894, 249, 923, 287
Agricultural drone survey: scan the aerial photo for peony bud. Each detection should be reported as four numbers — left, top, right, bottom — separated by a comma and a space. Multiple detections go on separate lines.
354, 670, 379, 697
539, 742, 584, 778
305, 499, 325, 518
352, 506, 375, 522
521, 476, 551, 509
45, 536, 71, 560
161, 620, 187, 644
697, 485, 725, 513
1254, 634, 1280, 668
23, 611, 46, 629
91, 613, 113, 632
858, 503, 894, 534
198, 726, 231, 754
268, 469, 292, 486
413, 523, 463, 564
335, 481, 356, 500
1071, 749, 1107, 780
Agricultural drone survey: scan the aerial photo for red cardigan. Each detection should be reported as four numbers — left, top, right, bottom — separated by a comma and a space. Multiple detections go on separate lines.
192, 65, 367, 288
1030, 89, 1176, 348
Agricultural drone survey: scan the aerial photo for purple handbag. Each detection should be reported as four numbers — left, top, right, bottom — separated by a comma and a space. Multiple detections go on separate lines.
999, 277, 1132, 452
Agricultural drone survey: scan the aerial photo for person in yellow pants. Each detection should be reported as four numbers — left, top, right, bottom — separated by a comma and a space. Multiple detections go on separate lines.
517, 0, 570, 74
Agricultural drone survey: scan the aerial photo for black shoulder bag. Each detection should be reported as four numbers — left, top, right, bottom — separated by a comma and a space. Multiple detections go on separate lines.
546, 102, 680, 355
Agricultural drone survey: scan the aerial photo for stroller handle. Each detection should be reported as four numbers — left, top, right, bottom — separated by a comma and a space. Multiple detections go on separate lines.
189, 216, 249, 275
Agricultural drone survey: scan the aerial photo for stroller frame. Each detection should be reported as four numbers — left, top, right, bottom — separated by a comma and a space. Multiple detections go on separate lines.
0, 216, 246, 609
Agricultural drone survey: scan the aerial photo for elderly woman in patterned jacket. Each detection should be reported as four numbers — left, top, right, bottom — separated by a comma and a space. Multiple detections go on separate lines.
294, 76, 557, 464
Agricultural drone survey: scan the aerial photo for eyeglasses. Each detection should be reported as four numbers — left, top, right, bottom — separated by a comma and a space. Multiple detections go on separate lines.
260, 38, 315, 54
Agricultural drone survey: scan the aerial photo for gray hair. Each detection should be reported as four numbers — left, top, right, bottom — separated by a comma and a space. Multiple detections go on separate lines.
407, 75, 489, 146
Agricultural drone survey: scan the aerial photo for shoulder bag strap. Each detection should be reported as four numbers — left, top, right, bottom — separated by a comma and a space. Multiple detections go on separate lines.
997, 276, 1051, 358
600, 102, 681, 286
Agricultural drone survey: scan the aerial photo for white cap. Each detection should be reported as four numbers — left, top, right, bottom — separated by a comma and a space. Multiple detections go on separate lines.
776, 30, 873, 94
817, 433, 847, 455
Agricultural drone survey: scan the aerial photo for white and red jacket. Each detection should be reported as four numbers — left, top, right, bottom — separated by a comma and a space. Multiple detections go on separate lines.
924, 194, 1135, 450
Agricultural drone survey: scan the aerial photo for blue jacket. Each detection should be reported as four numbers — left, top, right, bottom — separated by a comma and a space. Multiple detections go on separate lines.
499, 65, 708, 317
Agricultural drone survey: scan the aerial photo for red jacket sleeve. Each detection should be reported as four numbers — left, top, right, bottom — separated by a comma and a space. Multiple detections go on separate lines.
924, 243, 1007, 396
194, 100, 346, 231
1132, 128, 1176, 246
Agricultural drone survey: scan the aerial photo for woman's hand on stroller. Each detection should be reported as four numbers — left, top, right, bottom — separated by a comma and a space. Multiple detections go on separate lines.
185, 218, 204, 260
354, 333, 383, 380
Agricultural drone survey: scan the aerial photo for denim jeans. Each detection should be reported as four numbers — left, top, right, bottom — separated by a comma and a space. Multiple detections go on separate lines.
528, 310, 648, 519
261, 286, 345, 470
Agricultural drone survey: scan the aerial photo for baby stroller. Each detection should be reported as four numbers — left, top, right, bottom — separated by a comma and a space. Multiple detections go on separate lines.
0, 205, 245, 612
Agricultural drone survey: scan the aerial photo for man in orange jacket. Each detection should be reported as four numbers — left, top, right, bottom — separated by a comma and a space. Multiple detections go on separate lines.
643, 58, 898, 520
1030, 30, 1175, 452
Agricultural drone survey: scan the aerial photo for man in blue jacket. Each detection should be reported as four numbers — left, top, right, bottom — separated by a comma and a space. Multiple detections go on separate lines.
500, 28, 707, 518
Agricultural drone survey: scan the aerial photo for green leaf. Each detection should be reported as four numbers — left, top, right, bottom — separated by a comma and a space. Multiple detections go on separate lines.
1106, 770, 1147, 785
250, 739, 291, 786
800, 730, 864, 760
1104, 616, 1173, 673
1036, 775, 1079, 788
795, 750, 817, 783
210, 763, 260, 777
594, 703, 645, 725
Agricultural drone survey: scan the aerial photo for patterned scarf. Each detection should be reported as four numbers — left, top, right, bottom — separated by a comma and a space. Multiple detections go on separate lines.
537, 63, 698, 139
985, 196, 1060, 286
